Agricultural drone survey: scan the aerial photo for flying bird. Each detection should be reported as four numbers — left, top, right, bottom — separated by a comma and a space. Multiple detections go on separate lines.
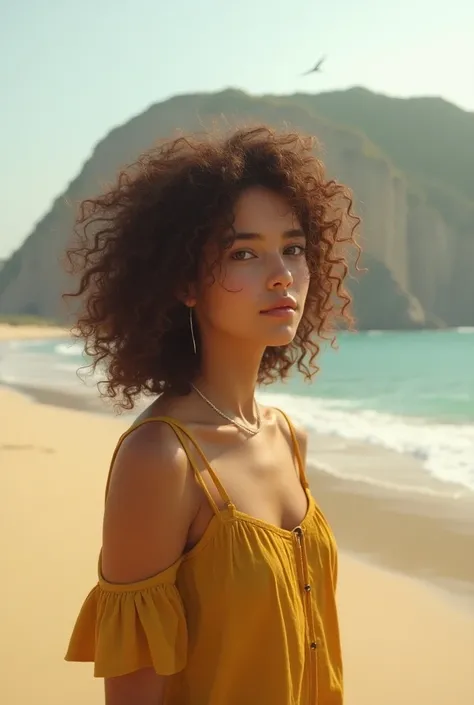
301, 56, 326, 76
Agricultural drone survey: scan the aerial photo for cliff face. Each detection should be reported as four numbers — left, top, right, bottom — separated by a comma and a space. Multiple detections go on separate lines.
275, 88, 474, 326
322, 145, 410, 291
449, 234, 474, 325
351, 253, 429, 330
0, 197, 72, 318
0, 88, 472, 328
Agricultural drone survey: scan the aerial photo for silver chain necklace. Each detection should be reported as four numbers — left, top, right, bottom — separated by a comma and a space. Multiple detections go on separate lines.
190, 383, 261, 436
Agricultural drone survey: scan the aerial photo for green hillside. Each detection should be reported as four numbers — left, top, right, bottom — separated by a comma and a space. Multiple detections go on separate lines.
270, 87, 474, 234
0, 87, 472, 328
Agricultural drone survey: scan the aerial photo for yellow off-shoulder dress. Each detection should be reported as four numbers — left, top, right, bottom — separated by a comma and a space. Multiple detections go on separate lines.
65, 412, 343, 704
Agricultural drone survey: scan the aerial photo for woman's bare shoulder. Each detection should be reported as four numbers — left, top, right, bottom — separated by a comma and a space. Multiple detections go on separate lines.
101, 416, 198, 584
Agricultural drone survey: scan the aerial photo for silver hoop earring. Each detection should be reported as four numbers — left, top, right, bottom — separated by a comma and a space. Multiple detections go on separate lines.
189, 307, 197, 354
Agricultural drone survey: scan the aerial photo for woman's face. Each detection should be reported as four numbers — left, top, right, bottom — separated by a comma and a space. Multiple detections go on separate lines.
195, 186, 310, 350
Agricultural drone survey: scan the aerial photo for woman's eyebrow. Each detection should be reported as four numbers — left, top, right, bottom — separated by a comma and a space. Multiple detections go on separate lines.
231, 228, 306, 242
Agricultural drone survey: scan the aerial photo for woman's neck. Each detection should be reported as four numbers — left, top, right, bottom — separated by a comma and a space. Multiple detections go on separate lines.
195, 335, 264, 423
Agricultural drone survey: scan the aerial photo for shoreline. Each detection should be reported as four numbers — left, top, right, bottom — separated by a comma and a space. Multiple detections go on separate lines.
309, 459, 474, 611
2, 328, 474, 606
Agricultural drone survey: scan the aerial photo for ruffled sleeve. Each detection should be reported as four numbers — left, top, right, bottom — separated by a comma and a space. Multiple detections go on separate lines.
65, 559, 187, 678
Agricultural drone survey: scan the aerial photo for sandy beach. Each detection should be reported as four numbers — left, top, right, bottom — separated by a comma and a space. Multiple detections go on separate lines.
0, 323, 70, 341
1, 329, 474, 704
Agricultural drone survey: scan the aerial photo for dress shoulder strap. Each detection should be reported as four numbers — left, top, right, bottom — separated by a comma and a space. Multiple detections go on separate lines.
105, 416, 232, 516
274, 408, 309, 489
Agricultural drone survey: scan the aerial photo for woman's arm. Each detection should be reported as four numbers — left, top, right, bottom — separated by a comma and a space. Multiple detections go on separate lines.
101, 421, 196, 705
104, 669, 166, 705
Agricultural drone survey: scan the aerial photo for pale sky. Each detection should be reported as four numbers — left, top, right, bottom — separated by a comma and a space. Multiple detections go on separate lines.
1, 0, 473, 259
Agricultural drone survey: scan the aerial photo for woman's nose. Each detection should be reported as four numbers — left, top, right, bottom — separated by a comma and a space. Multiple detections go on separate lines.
266, 256, 293, 290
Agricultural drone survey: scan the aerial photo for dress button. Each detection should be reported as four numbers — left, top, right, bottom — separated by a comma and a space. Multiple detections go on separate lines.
310, 641, 318, 650
304, 584, 311, 592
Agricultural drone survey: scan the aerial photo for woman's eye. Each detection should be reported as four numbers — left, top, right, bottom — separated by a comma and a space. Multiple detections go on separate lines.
284, 244, 306, 256
231, 250, 255, 261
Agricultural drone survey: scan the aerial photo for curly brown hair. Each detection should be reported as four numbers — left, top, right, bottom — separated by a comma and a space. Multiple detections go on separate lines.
64, 125, 361, 410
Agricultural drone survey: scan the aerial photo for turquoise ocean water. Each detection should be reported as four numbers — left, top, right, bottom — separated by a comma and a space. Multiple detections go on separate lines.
1, 329, 473, 493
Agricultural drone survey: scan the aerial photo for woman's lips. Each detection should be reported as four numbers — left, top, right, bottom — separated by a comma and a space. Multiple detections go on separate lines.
260, 306, 296, 318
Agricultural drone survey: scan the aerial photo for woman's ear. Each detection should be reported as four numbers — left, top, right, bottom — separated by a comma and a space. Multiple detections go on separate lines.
176, 282, 197, 307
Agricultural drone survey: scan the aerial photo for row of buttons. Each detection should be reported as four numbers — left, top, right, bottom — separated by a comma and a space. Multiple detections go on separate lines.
293, 527, 318, 653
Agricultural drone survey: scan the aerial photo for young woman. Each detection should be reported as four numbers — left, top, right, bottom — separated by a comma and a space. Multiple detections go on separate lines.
64, 126, 360, 704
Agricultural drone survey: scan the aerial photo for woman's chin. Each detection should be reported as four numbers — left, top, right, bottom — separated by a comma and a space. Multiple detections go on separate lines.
263, 327, 298, 347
